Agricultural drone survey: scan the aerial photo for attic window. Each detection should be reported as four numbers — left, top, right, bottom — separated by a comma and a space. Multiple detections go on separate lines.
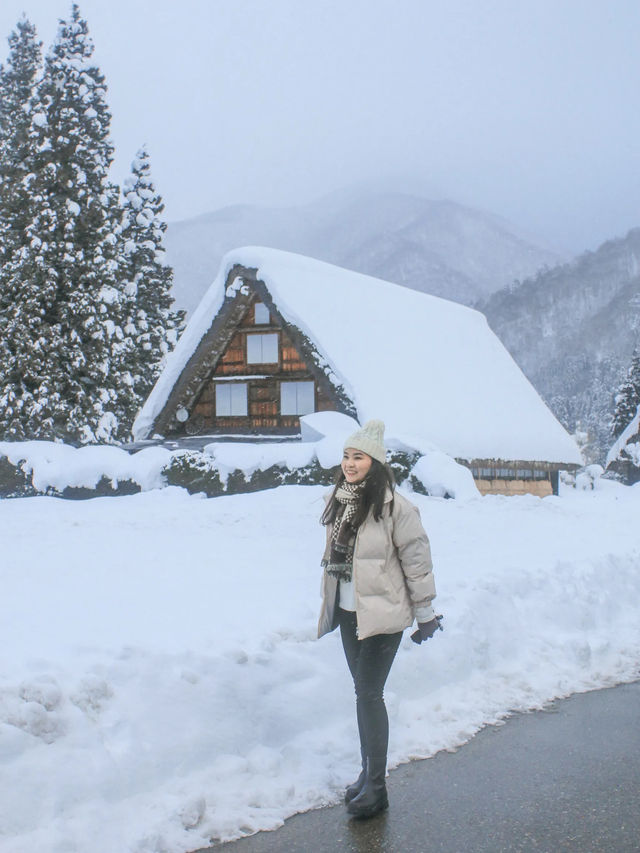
281, 381, 315, 415
247, 333, 278, 364
216, 382, 248, 416
254, 302, 269, 324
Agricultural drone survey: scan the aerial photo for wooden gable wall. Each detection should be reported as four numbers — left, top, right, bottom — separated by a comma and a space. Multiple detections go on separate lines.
172, 292, 340, 436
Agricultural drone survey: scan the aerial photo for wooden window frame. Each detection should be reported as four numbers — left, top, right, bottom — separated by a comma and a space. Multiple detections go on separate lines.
254, 302, 270, 324
280, 380, 316, 415
215, 382, 248, 417
246, 332, 279, 364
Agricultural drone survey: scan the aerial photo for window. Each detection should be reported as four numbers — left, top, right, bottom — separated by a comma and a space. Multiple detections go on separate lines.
280, 381, 315, 415
215, 383, 248, 416
247, 333, 278, 364
254, 302, 269, 324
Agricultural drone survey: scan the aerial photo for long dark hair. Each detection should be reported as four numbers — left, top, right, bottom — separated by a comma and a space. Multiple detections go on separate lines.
321, 459, 395, 528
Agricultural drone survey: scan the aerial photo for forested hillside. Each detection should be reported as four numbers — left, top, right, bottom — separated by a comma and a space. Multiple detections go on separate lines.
481, 229, 640, 462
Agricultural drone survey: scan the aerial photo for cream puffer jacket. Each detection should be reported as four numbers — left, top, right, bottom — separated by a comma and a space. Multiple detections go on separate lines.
317, 489, 436, 640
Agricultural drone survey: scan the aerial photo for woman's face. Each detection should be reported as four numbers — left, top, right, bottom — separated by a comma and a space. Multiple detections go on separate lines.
342, 448, 373, 484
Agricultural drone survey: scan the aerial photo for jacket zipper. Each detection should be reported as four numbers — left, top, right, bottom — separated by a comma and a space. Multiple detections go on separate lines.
353, 529, 360, 639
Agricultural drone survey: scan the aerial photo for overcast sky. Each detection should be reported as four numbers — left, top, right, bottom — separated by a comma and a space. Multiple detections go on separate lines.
0, 0, 638, 252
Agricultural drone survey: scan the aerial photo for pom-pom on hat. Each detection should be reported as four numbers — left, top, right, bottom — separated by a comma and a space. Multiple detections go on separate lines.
343, 419, 386, 464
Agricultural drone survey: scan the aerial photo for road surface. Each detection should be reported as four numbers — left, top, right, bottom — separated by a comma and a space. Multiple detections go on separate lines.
193, 680, 640, 853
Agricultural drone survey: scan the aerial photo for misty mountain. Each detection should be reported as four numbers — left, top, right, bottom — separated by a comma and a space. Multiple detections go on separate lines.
164, 190, 561, 314
480, 229, 640, 463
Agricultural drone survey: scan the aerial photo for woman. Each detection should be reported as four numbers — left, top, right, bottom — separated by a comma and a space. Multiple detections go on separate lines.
318, 420, 441, 819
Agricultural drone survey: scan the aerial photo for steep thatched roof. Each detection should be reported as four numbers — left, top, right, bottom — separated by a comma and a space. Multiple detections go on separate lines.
134, 247, 582, 466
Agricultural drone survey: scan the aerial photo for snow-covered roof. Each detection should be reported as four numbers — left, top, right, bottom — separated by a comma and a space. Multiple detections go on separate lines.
606, 404, 640, 466
134, 246, 582, 465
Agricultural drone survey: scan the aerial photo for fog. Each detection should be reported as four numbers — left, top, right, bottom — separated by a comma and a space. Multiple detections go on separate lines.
1, 0, 638, 252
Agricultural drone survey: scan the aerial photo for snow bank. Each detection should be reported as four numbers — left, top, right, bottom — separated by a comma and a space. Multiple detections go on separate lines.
1, 429, 476, 503
133, 246, 582, 467
411, 450, 479, 500
0, 440, 172, 493
298, 410, 360, 464
201, 440, 316, 483
575, 464, 604, 491
1, 482, 639, 852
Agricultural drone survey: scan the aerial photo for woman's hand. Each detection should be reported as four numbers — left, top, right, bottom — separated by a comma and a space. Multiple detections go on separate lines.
410, 615, 443, 644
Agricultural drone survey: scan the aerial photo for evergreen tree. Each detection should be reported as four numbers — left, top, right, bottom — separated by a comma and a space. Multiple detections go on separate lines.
0, 17, 42, 407
120, 146, 184, 405
611, 348, 640, 438
0, 17, 42, 262
0, 5, 136, 443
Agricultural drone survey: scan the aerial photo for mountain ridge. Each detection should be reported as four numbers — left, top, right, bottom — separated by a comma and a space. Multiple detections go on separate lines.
164, 190, 563, 314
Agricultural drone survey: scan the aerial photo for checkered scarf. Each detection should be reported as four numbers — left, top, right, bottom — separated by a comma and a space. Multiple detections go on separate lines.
322, 481, 366, 582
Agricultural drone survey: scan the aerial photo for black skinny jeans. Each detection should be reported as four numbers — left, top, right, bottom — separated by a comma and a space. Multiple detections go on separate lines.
338, 607, 403, 762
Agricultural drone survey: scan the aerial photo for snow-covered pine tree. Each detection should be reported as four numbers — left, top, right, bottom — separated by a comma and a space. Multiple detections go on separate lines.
0, 5, 136, 443
0, 17, 42, 262
120, 146, 184, 406
0, 17, 42, 418
611, 348, 640, 438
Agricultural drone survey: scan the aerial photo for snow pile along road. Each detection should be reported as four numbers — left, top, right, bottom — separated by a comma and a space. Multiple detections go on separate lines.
1, 481, 639, 852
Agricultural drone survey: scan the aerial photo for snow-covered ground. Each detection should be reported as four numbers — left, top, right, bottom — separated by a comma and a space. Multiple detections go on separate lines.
1, 481, 639, 852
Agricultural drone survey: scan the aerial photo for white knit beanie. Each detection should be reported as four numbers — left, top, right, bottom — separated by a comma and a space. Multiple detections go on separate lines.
343, 419, 387, 464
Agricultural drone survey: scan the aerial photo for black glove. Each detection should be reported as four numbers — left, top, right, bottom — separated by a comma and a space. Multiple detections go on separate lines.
411, 614, 443, 644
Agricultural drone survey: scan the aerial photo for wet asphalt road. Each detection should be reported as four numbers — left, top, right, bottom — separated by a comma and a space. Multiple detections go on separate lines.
193, 680, 640, 853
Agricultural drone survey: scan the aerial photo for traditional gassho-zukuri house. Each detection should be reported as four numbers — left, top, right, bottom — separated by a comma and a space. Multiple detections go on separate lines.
133, 247, 582, 496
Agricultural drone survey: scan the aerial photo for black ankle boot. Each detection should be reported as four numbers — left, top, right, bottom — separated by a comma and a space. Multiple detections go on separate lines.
344, 766, 367, 804
346, 757, 388, 818
345, 745, 367, 804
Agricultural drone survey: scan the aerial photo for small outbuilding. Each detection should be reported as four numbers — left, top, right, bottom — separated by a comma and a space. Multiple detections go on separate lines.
133, 247, 582, 495
606, 405, 640, 485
